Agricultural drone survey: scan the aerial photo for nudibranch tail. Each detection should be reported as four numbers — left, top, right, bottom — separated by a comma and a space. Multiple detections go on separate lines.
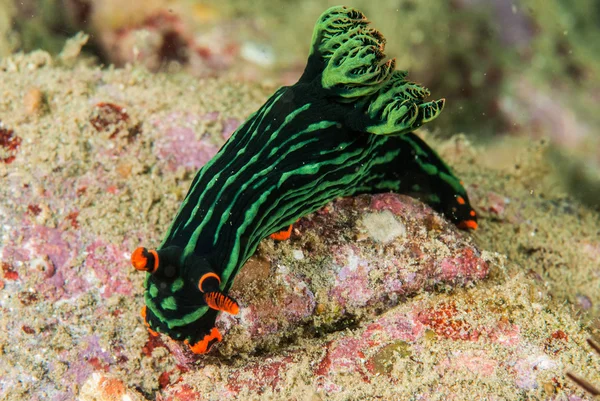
395, 132, 478, 227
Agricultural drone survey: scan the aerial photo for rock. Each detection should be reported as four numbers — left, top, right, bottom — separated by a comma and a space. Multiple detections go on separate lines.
161, 273, 596, 400
213, 193, 489, 355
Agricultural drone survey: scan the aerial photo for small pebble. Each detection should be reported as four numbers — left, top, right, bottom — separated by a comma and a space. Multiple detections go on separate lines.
360, 210, 406, 243
24, 87, 45, 116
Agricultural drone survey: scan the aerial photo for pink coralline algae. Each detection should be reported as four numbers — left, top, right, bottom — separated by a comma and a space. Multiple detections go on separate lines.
152, 112, 219, 172
436, 350, 499, 379
329, 249, 374, 309
85, 240, 134, 298
221, 117, 241, 140
315, 338, 371, 381
64, 336, 113, 384
1, 220, 89, 301
226, 357, 293, 396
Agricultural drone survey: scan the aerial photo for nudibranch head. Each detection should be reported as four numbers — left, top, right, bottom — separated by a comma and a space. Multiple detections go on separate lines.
131, 246, 239, 354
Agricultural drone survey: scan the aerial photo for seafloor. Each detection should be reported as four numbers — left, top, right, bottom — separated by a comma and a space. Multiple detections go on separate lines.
1, 2, 600, 399
0, 48, 599, 400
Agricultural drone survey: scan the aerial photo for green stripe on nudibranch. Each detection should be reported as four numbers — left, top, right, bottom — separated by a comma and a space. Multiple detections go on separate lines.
161, 296, 178, 311
132, 5, 478, 354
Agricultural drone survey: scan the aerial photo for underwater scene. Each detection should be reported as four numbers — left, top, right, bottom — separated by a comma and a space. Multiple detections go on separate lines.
0, 0, 599, 400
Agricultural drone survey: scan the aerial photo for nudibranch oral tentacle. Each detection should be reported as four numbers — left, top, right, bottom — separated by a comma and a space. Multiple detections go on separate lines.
132, 5, 478, 354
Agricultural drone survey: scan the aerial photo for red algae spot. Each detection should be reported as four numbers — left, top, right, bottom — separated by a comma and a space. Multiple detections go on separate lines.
1, 262, 19, 281
544, 330, 569, 355
106, 185, 118, 194
27, 204, 42, 216
158, 371, 171, 389
484, 191, 509, 218
90, 102, 129, 131
487, 320, 521, 346
439, 351, 498, 377
76, 186, 88, 196
18, 291, 39, 306
89, 102, 141, 142
416, 303, 480, 341
0, 124, 22, 164
370, 193, 410, 216
142, 332, 168, 357
551, 330, 568, 340
163, 384, 202, 401
22, 325, 35, 334
130, 11, 190, 66
363, 311, 425, 343
439, 248, 489, 281
369, 193, 434, 223
87, 356, 110, 372
65, 211, 80, 229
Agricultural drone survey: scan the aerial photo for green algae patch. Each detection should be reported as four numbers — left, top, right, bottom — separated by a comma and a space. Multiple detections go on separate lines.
371, 341, 412, 375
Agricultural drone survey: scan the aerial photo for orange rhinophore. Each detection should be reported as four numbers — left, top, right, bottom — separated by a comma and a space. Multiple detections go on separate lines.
185, 327, 223, 354
204, 291, 240, 315
131, 247, 159, 273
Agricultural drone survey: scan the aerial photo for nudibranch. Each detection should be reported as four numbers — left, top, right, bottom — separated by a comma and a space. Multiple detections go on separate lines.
131, 5, 478, 354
